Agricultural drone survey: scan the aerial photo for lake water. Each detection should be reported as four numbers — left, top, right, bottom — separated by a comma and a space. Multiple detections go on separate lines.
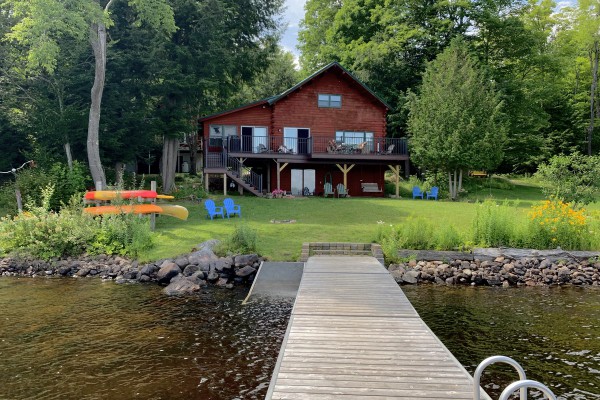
0, 278, 599, 399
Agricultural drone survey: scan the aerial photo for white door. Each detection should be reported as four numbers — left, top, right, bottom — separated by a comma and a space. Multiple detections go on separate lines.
253, 127, 267, 153
304, 169, 316, 194
291, 169, 316, 196
291, 169, 303, 195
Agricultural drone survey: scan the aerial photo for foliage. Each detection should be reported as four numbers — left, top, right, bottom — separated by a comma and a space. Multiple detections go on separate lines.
0, 186, 154, 259
535, 152, 600, 205
527, 200, 590, 250
407, 38, 507, 199
172, 174, 206, 201
377, 217, 464, 263
0, 161, 89, 213
216, 224, 258, 256
472, 200, 522, 248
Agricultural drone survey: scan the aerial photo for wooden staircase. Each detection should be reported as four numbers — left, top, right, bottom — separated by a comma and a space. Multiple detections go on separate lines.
205, 153, 264, 197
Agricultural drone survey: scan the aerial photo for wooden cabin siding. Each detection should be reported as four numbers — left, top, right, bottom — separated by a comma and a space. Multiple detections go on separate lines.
201, 104, 272, 137
272, 71, 387, 139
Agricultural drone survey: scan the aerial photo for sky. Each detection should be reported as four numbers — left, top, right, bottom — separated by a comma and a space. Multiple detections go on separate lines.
280, 0, 307, 63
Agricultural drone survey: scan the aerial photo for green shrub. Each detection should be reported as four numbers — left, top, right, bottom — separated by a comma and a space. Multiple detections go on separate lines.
0, 185, 154, 259
216, 224, 258, 255
535, 152, 600, 206
377, 218, 466, 263
0, 162, 90, 214
472, 200, 520, 247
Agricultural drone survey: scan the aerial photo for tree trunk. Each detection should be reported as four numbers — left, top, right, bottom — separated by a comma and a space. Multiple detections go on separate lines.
64, 142, 73, 170
87, 22, 108, 188
458, 169, 463, 194
588, 40, 599, 156
187, 131, 198, 175
161, 136, 178, 193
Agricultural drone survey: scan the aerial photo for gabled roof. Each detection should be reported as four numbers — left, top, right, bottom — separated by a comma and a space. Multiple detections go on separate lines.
199, 62, 390, 122
267, 62, 391, 109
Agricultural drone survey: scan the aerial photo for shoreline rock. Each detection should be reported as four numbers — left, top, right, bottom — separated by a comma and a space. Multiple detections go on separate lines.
389, 255, 600, 287
0, 240, 263, 295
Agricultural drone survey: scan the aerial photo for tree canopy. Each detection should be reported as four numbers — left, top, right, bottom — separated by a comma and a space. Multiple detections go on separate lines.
407, 39, 507, 199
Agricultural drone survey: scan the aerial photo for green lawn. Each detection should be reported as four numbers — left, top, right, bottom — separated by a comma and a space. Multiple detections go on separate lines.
145, 178, 577, 262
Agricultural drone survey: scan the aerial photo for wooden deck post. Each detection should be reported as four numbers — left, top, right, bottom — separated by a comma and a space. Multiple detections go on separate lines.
205, 173, 209, 192
276, 161, 288, 190
223, 173, 227, 196
335, 163, 355, 188
388, 164, 401, 198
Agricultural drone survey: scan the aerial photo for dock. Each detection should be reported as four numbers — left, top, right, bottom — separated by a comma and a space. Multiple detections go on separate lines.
265, 256, 489, 399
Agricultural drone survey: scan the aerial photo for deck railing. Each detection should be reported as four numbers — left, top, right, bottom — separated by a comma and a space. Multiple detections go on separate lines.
212, 136, 408, 156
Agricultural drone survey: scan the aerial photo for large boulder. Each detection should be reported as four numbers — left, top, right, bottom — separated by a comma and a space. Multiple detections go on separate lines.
189, 248, 218, 265
163, 278, 200, 296
235, 265, 256, 277
213, 258, 233, 272
183, 264, 201, 277
402, 270, 420, 284
174, 256, 189, 268
157, 261, 181, 284
234, 254, 259, 267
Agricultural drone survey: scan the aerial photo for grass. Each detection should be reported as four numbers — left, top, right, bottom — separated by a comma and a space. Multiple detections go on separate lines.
145, 177, 577, 262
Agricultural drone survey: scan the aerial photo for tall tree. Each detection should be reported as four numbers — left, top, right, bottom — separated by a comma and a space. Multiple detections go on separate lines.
3, 0, 176, 188
407, 39, 507, 200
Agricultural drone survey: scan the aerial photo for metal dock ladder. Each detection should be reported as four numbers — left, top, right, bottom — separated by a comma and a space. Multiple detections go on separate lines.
474, 355, 557, 400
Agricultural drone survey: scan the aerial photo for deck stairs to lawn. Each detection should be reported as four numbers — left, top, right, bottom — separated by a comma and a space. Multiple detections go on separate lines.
205, 152, 263, 196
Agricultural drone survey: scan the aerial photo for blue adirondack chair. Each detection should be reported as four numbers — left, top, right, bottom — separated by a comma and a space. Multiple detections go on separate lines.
204, 199, 224, 219
336, 183, 349, 198
426, 186, 439, 200
412, 186, 424, 199
324, 182, 334, 197
223, 198, 241, 218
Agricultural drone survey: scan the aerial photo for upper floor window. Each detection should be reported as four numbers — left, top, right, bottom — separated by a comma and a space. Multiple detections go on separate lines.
318, 94, 342, 108
209, 125, 236, 146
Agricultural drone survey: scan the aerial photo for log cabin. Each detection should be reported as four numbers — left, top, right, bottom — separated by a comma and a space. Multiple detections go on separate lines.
200, 62, 409, 197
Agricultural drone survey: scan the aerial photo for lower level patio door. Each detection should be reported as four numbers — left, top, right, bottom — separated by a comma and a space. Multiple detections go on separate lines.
291, 169, 315, 196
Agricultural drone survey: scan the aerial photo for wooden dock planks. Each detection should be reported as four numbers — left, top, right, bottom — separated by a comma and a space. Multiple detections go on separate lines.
266, 256, 489, 400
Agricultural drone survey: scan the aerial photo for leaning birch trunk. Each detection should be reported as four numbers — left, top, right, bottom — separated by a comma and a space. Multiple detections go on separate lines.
64, 142, 73, 171
458, 169, 463, 194
87, 22, 108, 188
161, 137, 178, 193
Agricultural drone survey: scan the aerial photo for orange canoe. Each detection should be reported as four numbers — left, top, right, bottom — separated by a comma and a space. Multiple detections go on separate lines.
84, 204, 188, 220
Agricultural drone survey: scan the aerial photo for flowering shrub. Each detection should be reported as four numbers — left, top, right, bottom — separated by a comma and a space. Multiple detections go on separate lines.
271, 189, 285, 198
527, 200, 588, 250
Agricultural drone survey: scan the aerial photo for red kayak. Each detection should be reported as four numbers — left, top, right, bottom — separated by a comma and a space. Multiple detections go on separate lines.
84, 190, 174, 200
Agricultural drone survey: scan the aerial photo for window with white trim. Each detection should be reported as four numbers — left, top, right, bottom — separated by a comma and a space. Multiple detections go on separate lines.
318, 94, 342, 108
335, 131, 374, 151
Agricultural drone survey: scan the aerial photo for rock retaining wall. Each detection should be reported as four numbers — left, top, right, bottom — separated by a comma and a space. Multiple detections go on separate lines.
0, 240, 262, 295
389, 256, 600, 286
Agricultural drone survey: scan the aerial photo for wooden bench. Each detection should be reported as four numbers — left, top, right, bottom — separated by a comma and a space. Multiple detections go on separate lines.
361, 183, 382, 193
470, 170, 488, 178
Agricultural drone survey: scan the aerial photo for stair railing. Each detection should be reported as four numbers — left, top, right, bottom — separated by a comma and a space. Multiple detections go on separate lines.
226, 156, 262, 194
